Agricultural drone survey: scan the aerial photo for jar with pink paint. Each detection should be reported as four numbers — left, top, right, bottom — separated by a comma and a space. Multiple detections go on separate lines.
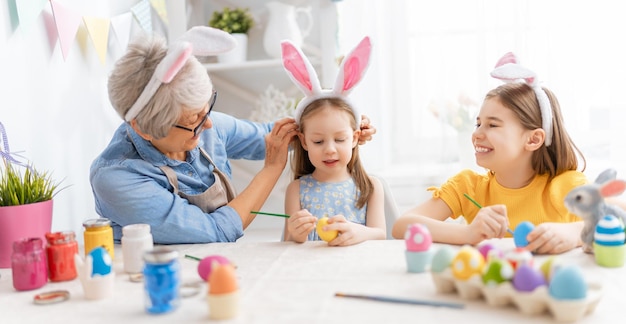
12, 237, 48, 291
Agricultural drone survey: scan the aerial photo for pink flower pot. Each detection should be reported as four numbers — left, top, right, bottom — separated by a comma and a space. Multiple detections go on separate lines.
0, 200, 53, 268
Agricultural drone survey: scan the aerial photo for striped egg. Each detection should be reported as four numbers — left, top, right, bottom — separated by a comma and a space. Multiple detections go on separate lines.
594, 215, 625, 246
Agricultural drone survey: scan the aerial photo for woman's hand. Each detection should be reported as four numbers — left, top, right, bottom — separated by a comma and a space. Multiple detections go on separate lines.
465, 204, 509, 245
358, 115, 376, 145
525, 222, 583, 254
264, 117, 298, 170
286, 209, 317, 243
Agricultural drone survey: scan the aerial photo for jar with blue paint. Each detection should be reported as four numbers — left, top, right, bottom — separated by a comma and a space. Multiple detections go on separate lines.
143, 247, 180, 314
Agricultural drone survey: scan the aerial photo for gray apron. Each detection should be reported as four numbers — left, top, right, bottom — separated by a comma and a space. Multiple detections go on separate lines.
159, 148, 236, 213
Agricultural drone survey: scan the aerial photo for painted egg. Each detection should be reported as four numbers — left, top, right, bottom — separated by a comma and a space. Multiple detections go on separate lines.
198, 255, 231, 281
477, 243, 495, 260
482, 258, 514, 287
549, 265, 587, 300
451, 246, 485, 281
431, 246, 456, 273
594, 215, 625, 246
404, 223, 432, 252
89, 246, 112, 276
539, 256, 564, 282
512, 263, 546, 292
209, 263, 238, 295
505, 247, 533, 270
513, 221, 535, 248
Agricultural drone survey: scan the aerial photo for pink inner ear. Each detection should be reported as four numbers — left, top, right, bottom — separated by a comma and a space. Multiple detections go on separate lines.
282, 43, 313, 91
162, 46, 192, 83
342, 38, 371, 91
342, 57, 361, 91
601, 180, 626, 197
494, 52, 517, 68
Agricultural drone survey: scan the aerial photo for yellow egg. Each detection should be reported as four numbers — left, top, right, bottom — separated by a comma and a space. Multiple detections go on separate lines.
451, 246, 485, 281
316, 217, 338, 242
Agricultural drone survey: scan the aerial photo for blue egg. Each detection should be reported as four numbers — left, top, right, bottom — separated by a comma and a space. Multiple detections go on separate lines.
513, 221, 535, 248
549, 265, 587, 300
89, 246, 112, 276
430, 246, 456, 273
594, 215, 625, 246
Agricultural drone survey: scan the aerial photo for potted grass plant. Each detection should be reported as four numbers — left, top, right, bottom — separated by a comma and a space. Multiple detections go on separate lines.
0, 121, 64, 268
208, 6, 255, 63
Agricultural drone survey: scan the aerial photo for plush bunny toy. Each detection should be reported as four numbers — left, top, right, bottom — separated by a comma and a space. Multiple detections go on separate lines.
281, 36, 371, 125
564, 169, 626, 253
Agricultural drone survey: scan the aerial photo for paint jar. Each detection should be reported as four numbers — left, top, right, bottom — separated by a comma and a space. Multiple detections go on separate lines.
83, 218, 114, 259
122, 224, 153, 274
45, 231, 78, 282
12, 237, 48, 291
143, 247, 180, 314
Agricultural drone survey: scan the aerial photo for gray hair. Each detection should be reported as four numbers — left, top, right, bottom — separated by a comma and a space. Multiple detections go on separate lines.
108, 33, 213, 139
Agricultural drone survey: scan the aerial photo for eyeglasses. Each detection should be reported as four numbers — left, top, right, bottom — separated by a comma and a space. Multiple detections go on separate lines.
174, 90, 218, 137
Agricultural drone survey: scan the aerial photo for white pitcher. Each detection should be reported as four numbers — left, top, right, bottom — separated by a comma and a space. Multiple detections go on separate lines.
263, 1, 313, 59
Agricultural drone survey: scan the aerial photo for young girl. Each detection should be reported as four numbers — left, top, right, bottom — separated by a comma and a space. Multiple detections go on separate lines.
393, 52, 589, 254
281, 37, 386, 246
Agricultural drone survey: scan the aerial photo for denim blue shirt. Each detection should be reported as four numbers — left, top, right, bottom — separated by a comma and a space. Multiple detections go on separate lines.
90, 112, 273, 244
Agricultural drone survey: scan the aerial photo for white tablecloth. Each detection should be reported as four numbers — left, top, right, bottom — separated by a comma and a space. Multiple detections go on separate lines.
0, 239, 622, 323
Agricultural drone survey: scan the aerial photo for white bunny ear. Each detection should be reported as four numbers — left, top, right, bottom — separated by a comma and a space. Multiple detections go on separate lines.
333, 36, 372, 96
281, 40, 322, 96
490, 52, 537, 85
177, 26, 236, 56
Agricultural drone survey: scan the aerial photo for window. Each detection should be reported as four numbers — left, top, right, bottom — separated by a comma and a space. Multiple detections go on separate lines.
337, 0, 626, 180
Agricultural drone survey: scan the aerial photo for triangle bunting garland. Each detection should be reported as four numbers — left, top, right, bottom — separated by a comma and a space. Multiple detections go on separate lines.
9, 0, 170, 64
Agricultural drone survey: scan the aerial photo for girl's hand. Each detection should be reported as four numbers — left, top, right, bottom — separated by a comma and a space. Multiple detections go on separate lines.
525, 222, 582, 254
323, 215, 367, 246
465, 204, 509, 245
286, 209, 317, 243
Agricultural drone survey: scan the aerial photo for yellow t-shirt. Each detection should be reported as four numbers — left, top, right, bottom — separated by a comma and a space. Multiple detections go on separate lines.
428, 170, 588, 235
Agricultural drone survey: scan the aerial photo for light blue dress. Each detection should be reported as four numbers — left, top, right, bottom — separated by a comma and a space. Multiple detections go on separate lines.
299, 174, 367, 241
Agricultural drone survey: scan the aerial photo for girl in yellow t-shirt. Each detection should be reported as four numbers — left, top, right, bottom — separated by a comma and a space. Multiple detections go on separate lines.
394, 52, 592, 254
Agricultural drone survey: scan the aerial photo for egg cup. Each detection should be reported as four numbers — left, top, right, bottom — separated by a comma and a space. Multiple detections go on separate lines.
593, 243, 625, 268
430, 269, 603, 322
405, 250, 434, 273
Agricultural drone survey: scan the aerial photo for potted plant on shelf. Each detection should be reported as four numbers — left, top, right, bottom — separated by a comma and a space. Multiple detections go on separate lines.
0, 121, 64, 268
208, 6, 255, 63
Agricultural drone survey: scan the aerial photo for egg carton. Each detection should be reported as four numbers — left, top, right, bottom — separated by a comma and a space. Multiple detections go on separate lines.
431, 269, 603, 322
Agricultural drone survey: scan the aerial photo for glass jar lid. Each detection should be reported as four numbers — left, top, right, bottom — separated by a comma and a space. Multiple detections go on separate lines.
82, 218, 111, 228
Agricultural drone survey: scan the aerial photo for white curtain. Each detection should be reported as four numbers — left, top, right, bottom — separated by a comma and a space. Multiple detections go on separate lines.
338, 0, 626, 182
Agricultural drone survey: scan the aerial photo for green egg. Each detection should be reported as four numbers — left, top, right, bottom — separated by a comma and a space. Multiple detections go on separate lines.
431, 246, 456, 273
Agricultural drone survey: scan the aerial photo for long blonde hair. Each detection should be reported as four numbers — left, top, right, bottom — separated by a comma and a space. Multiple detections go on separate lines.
291, 98, 372, 208
485, 83, 586, 179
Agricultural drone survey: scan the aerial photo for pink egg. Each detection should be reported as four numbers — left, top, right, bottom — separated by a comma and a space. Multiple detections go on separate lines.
198, 255, 231, 281
404, 223, 432, 252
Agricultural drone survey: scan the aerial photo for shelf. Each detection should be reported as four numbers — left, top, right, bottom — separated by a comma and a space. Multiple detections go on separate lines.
203, 59, 283, 72
203, 56, 320, 72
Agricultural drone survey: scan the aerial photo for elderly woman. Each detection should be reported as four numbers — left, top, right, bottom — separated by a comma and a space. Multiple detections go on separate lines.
90, 28, 375, 244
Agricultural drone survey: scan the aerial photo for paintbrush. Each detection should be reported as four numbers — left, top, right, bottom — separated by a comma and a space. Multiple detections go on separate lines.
335, 292, 464, 309
463, 193, 514, 235
251, 211, 290, 218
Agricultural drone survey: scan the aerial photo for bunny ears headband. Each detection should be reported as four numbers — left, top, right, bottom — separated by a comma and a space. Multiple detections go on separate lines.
124, 26, 236, 122
490, 52, 553, 146
281, 36, 372, 124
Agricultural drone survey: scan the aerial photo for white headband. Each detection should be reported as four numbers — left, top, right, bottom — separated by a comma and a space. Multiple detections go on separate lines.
124, 26, 236, 122
281, 36, 372, 125
490, 52, 553, 147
